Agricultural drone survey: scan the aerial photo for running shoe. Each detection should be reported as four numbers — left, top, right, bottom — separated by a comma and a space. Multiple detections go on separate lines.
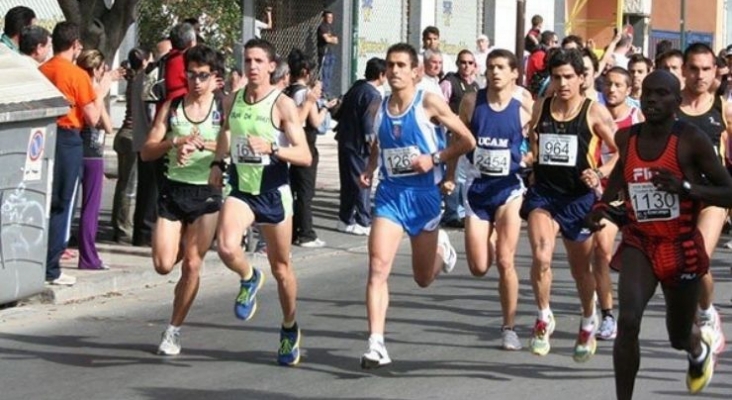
277, 326, 301, 366
360, 337, 392, 369
686, 331, 715, 394
298, 238, 326, 248
573, 314, 598, 363
234, 267, 265, 321
438, 229, 457, 274
157, 329, 181, 356
596, 314, 617, 341
528, 315, 556, 356
501, 327, 522, 351
699, 307, 726, 355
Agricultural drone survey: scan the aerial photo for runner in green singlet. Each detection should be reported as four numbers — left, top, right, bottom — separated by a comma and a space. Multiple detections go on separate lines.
208, 39, 311, 366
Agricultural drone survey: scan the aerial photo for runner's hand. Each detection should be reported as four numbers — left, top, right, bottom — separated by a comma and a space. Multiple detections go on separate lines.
441, 180, 455, 195
208, 167, 224, 188
411, 154, 434, 173
584, 210, 607, 232
247, 136, 272, 154
581, 168, 601, 189
649, 167, 682, 194
177, 143, 197, 165
359, 171, 373, 188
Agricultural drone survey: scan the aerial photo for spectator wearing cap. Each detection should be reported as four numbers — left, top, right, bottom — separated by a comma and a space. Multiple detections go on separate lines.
474, 34, 492, 82
19, 25, 51, 65
164, 23, 197, 103
1, 6, 36, 52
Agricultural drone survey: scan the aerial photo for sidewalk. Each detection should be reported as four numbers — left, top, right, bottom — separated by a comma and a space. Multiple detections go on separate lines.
33, 103, 368, 305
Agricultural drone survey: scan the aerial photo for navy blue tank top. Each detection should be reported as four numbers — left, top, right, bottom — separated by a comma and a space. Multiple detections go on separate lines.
467, 89, 523, 181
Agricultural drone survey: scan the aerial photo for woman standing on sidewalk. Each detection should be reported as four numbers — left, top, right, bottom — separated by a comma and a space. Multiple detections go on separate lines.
76, 49, 116, 270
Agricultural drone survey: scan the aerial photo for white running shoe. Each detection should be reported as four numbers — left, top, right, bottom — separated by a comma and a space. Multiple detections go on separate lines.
47, 272, 76, 286
298, 238, 326, 248
438, 229, 457, 274
699, 307, 726, 355
336, 221, 370, 236
157, 330, 181, 356
596, 314, 618, 340
501, 327, 522, 350
360, 337, 391, 369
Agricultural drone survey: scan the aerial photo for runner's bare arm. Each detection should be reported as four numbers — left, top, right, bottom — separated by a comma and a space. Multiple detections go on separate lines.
273, 95, 312, 167
424, 92, 476, 162
520, 107, 534, 165
528, 98, 543, 166
141, 100, 176, 161
444, 92, 477, 181
598, 127, 629, 204
590, 102, 619, 177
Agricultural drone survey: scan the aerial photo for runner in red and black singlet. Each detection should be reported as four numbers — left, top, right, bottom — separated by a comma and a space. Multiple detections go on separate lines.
677, 43, 731, 355
586, 70, 732, 400
590, 66, 645, 342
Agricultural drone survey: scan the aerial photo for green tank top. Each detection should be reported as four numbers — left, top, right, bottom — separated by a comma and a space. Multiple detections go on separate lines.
165, 96, 222, 185
228, 88, 289, 195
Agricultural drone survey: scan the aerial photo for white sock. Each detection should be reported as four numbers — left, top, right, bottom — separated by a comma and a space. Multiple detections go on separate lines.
369, 333, 384, 344
581, 315, 596, 331
167, 324, 180, 334
698, 306, 715, 318
690, 341, 708, 364
538, 308, 553, 322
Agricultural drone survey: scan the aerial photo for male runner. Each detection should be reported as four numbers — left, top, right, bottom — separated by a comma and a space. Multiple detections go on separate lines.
522, 48, 617, 362
140, 45, 223, 355
593, 66, 644, 341
456, 49, 532, 350
586, 69, 732, 398
208, 38, 311, 366
677, 43, 729, 355
359, 43, 475, 369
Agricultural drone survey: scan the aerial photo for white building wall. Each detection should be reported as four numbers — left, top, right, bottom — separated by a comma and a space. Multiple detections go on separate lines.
355, 0, 409, 79
493, 0, 555, 51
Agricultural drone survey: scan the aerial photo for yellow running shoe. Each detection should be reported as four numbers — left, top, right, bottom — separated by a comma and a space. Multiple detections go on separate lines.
573, 314, 598, 363
529, 315, 556, 356
686, 331, 715, 394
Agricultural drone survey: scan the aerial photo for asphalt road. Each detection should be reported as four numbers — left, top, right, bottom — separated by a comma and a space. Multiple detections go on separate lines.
1, 225, 731, 400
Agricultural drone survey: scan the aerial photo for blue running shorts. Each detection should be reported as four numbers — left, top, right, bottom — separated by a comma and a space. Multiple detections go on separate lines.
520, 185, 595, 242
465, 176, 524, 223
374, 182, 441, 237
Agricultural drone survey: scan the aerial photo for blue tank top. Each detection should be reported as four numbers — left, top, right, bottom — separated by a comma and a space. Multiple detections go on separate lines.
375, 90, 445, 187
467, 89, 523, 181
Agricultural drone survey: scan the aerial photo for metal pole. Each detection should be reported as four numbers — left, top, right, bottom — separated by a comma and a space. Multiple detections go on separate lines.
516, 0, 526, 83
351, 0, 359, 84
680, 0, 686, 49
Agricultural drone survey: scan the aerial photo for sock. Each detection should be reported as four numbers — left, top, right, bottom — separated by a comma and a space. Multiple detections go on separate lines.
501, 325, 514, 331
282, 321, 298, 332
369, 333, 384, 344
690, 341, 708, 364
601, 309, 614, 319
581, 315, 596, 331
167, 324, 180, 334
538, 308, 553, 322
698, 306, 714, 318
241, 268, 254, 282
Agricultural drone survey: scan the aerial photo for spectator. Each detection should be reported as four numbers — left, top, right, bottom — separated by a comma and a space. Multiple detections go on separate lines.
524, 14, 543, 53
420, 25, 455, 74
561, 35, 584, 50
40, 21, 112, 285
418, 49, 444, 95
655, 49, 684, 89
611, 35, 632, 69
156, 38, 172, 60
440, 50, 479, 228
132, 48, 157, 247
317, 10, 338, 96
271, 55, 290, 88
334, 57, 386, 236
525, 30, 559, 95
165, 23, 197, 103
286, 49, 336, 247
19, 25, 51, 65
627, 53, 652, 107
112, 47, 149, 243
227, 68, 246, 94
183, 17, 205, 44
655, 39, 674, 58
474, 34, 491, 85
76, 49, 117, 270
1, 6, 36, 53
255, 6, 273, 39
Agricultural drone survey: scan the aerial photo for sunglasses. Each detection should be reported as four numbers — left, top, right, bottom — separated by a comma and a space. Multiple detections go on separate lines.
186, 71, 213, 82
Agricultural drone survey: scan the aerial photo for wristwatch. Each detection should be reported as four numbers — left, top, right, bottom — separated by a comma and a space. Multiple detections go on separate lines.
431, 152, 442, 166
271, 141, 280, 155
681, 180, 692, 194
209, 160, 227, 172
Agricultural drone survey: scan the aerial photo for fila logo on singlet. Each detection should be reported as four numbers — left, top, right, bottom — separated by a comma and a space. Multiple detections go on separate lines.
632, 167, 655, 182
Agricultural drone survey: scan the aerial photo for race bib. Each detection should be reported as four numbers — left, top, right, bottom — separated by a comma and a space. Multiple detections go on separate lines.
383, 146, 420, 177
474, 147, 510, 176
232, 136, 271, 166
628, 182, 679, 222
538, 133, 578, 167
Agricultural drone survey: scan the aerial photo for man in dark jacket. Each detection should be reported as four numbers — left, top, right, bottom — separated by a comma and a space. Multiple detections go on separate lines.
334, 57, 386, 235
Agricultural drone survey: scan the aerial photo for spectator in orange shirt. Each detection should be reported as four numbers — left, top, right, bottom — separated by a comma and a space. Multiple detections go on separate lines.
39, 22, 112, 286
